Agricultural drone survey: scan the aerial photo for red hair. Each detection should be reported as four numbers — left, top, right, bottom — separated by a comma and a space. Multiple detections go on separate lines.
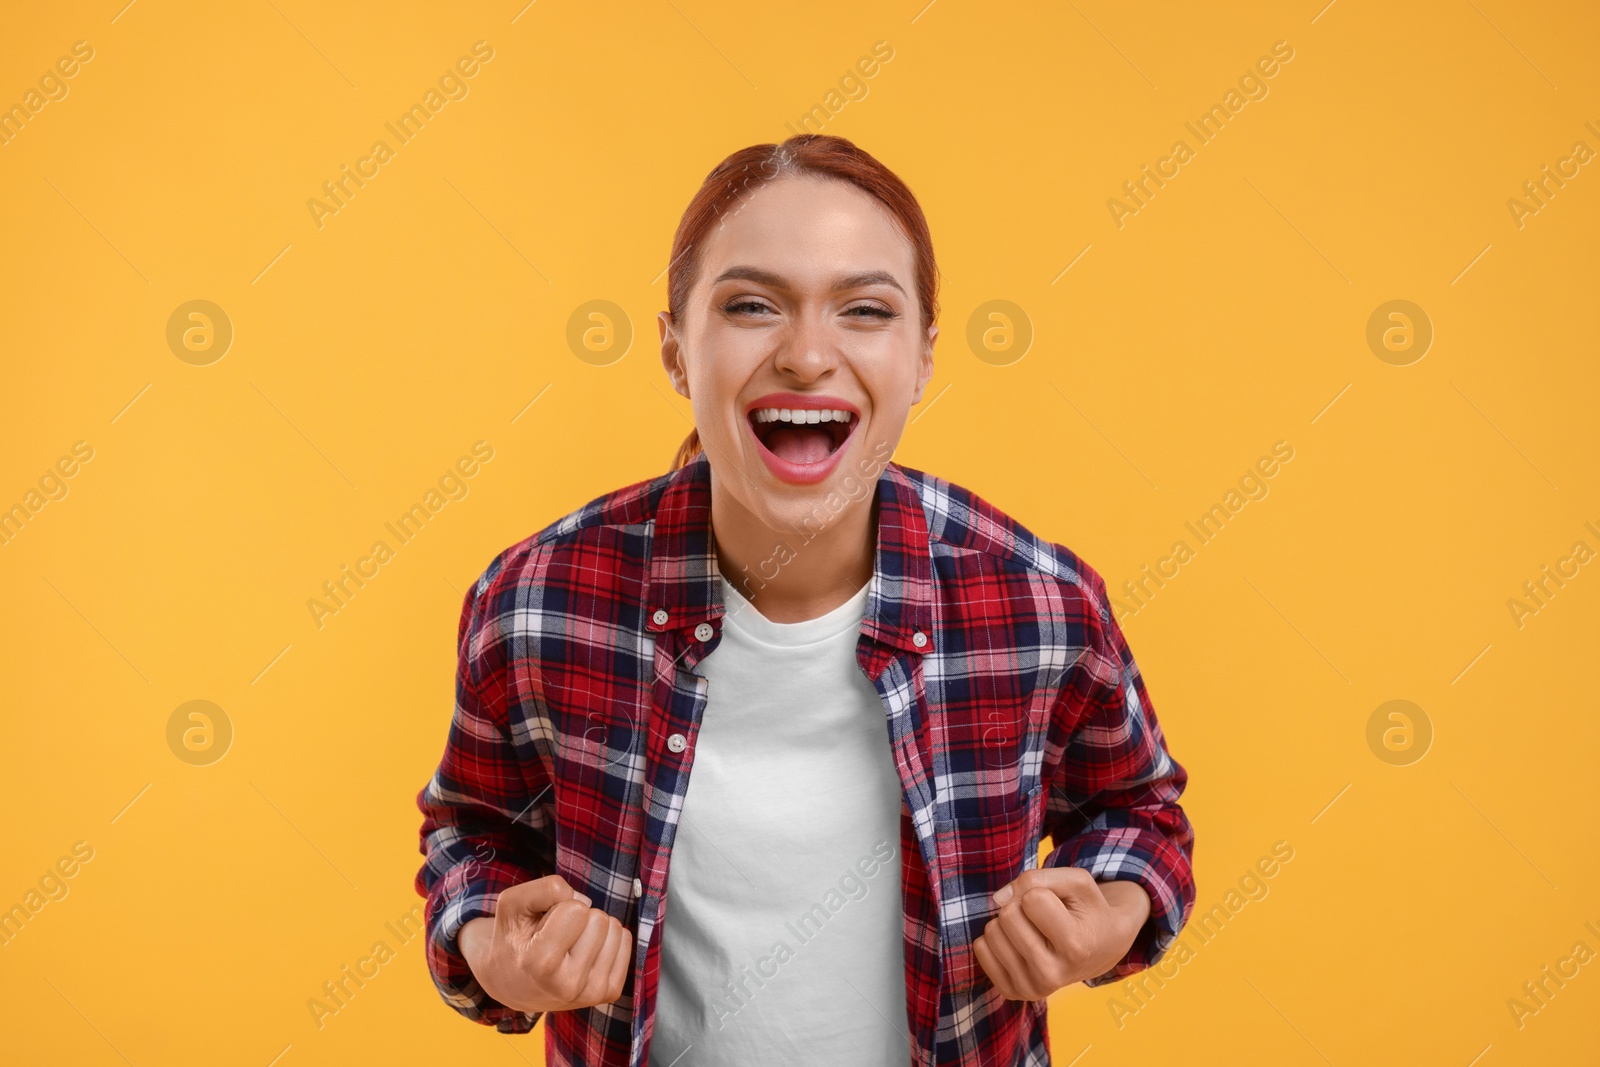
665, 134, 939, 470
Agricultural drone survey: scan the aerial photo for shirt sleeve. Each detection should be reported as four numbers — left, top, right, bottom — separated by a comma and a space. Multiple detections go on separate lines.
1039, 567, 1196, 988
414, 572, 557, 1033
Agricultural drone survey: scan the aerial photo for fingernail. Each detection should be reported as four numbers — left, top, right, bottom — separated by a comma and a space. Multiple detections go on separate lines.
993, 884, 1012, 906
575, 892, 593, 906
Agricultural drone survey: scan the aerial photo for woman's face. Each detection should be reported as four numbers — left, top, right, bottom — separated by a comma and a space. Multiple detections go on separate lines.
659, 174, 937, 535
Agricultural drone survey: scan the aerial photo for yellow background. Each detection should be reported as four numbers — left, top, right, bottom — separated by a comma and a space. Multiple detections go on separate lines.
2, 0, 1596, 1063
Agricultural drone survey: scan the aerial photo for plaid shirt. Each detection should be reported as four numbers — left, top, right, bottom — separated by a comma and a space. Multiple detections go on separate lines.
414, 450, 1195, 1067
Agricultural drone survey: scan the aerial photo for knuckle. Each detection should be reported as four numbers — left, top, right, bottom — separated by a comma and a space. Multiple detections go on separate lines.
1060, 929, 1090, 962
527, 944, 558, 977
552, 972, 582, 1003
1039, 958, 1068, 988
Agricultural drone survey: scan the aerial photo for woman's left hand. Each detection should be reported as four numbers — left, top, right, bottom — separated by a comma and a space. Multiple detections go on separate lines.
973, 868, 1152, 1001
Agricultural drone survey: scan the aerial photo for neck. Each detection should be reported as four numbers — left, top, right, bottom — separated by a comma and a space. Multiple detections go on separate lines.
708, 468, 877, 624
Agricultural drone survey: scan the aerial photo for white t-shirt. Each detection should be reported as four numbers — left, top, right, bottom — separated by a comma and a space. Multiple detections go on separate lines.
649, 575, 911, 1067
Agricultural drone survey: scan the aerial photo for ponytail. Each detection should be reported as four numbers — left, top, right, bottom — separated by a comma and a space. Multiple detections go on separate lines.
671, 428, 702, 470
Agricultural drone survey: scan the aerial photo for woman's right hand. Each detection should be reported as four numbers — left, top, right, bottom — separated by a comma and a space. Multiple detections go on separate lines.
458, 874, 632, 1014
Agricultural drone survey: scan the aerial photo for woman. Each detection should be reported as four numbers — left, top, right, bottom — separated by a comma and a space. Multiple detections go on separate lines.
415, 134, 1195, 1067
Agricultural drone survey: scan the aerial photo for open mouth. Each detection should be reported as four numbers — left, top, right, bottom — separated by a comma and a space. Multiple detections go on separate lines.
747, 405, 857, 466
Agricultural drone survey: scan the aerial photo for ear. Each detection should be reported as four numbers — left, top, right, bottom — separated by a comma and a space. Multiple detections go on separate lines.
910, 323, 938, 404
658, 311, 690, 399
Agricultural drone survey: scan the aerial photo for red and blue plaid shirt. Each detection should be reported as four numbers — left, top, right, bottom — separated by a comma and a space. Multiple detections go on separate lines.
414, 450, 1195, 1066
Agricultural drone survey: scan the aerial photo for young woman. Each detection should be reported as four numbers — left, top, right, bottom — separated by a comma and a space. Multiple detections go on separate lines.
415, 134, 1195, 1067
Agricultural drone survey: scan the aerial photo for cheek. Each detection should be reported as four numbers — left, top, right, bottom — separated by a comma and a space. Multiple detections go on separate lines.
851, 341, 921, 414
688, 321, 768, 383
683, 357, 751, 442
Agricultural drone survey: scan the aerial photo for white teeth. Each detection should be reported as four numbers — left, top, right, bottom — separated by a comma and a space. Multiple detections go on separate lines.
751, 407, 854, 425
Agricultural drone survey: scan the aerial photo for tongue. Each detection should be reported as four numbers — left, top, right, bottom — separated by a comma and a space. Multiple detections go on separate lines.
763, 425, 834, 465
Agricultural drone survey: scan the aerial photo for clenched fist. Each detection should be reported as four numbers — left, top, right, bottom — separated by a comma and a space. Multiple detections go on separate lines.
974, 868, 1150, 1001
459, 874, 632, 1013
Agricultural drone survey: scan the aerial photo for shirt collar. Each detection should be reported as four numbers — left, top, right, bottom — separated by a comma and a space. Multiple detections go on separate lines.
644, 450, 936, 658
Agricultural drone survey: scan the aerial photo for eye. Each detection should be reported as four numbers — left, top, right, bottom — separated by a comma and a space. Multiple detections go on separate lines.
723, 299, 773, 316
847, 303, 896, 319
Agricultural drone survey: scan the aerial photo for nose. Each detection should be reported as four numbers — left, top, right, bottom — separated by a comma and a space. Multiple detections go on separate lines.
771, 308, 839, 383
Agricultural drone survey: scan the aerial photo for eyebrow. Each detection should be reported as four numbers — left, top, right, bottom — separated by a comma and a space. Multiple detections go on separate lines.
711, 265, 907, 296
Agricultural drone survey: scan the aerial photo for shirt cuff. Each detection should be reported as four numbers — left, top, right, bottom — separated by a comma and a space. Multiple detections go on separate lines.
1041, 824, 1195, 988
424, 863, 544, 1033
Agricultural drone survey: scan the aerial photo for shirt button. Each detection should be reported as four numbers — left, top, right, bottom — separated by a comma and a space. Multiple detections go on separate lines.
912, 630, 929, 648
693, 622, 714, 642
633, 877, 643, 898
667, 732, 687, 753
652, 609, 669, 626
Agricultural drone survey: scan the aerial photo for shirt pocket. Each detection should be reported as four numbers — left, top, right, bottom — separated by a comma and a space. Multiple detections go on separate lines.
939, 782, 1042, 996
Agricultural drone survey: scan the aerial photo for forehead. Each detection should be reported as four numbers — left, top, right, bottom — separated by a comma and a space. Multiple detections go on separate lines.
697, 174, 915, 285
